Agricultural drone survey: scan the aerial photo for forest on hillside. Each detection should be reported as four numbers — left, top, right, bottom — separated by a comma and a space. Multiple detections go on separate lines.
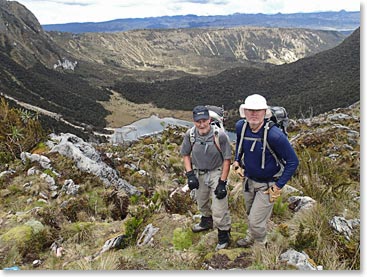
112, 28, 359, 129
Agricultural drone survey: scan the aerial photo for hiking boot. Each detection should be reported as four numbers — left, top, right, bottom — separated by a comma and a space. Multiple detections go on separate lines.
236, 236, 254, 248
191, 216, 213, 233
215, 229, 231, 251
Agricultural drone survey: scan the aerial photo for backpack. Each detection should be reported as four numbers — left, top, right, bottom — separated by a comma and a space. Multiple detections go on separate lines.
236, 106, 289, 174
268, 106, 289, 136
206, 105, 225, 131
189, 105, 226, 159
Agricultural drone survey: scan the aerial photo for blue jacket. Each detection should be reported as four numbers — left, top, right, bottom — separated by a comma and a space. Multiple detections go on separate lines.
234, 119, 299, 188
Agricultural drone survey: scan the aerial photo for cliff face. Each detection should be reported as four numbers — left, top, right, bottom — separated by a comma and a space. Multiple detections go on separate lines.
0, 0, 68, 68
49, 27, 345, 75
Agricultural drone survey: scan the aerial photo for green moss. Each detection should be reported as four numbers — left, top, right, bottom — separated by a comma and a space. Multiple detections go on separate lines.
172, 227, 192, 250
43, 168, 57, 178
33, 141, 48, 153
166, 144, 176, 151
25, 219, 45, 234
1, 225, 33, 246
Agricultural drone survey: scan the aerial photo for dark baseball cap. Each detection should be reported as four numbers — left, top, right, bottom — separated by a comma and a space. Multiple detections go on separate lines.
193, 105, 210, 122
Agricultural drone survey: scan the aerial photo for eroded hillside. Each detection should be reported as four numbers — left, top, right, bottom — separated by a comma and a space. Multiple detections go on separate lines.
50, 27, 345, 76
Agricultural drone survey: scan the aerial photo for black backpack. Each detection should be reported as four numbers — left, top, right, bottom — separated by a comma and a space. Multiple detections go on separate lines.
268, 106, 289, 136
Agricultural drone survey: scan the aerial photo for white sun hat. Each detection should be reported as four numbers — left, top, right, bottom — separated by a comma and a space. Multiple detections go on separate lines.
239, 94, 269, 118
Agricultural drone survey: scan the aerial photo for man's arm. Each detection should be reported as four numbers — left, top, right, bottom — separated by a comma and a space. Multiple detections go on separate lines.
183, 155, 192, 172
221, 159, 231, 181
271, 131, 299, 188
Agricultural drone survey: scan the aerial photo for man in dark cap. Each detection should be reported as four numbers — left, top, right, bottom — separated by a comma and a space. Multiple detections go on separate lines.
180, 105, 232, 251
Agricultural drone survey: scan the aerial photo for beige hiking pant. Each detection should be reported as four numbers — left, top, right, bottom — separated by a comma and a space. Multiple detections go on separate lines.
195, 168, 231, 231
243, 178, 274, 242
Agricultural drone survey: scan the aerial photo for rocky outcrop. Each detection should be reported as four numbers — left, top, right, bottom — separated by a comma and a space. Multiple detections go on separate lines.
46, 132, 140, 196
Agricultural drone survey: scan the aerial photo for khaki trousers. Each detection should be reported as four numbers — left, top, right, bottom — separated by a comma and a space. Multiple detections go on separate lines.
195, 168, 231, 231
243, 178, 274, 242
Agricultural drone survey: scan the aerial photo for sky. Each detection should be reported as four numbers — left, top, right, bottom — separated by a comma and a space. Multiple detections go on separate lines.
14, 0, 361, 25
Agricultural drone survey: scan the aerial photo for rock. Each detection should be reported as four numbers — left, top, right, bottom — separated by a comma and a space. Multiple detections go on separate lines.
47, 133, 140, 196
279, 249, 317, 270
288, 196, 316, 212
20, 152, 51, 169
329, 216, 360, 241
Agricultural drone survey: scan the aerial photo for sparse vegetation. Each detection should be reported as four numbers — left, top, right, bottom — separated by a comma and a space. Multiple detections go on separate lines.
0, 99, 359, 270
0, 97, 45, 163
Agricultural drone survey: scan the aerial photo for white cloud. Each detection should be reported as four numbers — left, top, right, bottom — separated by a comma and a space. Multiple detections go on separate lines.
15, 0, 361, 24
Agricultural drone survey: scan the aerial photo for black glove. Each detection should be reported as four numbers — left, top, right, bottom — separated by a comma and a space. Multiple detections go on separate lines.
214, 179, 227, 199
186, 170, 199, 190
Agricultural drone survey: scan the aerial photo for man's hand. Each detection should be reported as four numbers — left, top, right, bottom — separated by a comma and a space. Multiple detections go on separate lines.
232, 161, 244, 177
264, 185, 281, 202
186, 170, 199, 190
214, 179, 227, 199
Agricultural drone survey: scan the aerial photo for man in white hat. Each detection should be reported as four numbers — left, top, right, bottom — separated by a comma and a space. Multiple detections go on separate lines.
233, 94, 299, 247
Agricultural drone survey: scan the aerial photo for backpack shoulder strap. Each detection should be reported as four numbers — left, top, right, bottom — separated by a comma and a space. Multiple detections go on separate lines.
213, 125, 224, 161
262, 120, 283, 169
261, 121, 272, 169
236, 119, 247, 161
189, 126, 196, 150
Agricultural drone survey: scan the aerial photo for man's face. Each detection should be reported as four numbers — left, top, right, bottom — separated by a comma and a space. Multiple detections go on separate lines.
244, 109, 266, 125
194, 118, 211, 133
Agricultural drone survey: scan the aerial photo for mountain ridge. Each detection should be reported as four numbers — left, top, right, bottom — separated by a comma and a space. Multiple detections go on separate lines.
111, 27, 360, 130
42, 10, 360, 34
48, 26, 346, 77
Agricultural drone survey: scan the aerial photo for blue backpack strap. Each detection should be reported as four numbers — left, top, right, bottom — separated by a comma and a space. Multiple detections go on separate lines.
263, 121, 284, 176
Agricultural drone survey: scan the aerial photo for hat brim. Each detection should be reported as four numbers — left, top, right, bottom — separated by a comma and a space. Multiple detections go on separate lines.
193, 115, 210, 122
239, 104, 270, 118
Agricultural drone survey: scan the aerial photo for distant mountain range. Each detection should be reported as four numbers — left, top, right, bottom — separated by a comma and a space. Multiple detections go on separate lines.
42, 10, 360, 34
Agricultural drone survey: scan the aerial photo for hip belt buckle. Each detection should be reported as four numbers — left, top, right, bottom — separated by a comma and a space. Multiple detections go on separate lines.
198, 169, 209, 175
